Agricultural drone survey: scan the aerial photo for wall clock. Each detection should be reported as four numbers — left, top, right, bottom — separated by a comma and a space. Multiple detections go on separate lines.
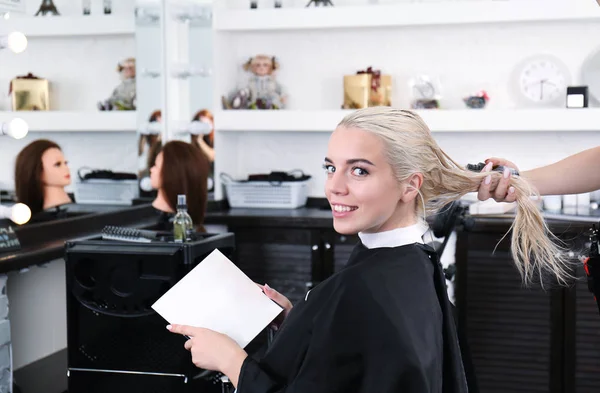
510, 54, 571, 107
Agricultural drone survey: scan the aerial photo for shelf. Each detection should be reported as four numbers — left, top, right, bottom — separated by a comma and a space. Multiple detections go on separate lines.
215, 108, 600, 133
0, 15, 134, 37
214, 0, 600, 32
0, 111, 137, 132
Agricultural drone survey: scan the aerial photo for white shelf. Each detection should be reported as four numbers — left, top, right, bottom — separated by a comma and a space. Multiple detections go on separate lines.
215, 109, 600, 133
0, 111, 137, 132
0, 15, 134, 37
214, 0, 600, 31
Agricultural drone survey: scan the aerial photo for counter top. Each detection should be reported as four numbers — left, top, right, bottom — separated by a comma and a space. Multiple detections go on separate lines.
2, 200, 597, 274
205, 206, 335, 228
0, 204, 160, 273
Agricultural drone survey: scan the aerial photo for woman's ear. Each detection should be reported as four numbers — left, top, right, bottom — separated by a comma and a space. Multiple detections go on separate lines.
401, 173, 424, 202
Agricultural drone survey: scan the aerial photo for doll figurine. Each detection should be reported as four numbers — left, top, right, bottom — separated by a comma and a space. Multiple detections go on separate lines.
223, 55, 286, 110
98, 57, 137, 111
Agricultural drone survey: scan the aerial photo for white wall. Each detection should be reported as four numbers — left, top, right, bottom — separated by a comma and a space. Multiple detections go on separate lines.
7, 260, 67, 370
214, 14, 600, 198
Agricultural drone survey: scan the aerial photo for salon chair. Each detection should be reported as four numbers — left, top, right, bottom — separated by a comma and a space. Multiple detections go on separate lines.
64, 231, 235, 393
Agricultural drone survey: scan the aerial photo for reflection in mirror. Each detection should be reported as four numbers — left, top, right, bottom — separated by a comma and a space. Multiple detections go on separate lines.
1, 1, 141, 227
15, 139, 73, 217
135, 0, 164, 197
188, 2, 214, 195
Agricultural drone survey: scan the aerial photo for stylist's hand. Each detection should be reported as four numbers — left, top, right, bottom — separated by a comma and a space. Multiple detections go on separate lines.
167, 324, 247, 374
258, 283, 293, 330
477, 157, 519, 203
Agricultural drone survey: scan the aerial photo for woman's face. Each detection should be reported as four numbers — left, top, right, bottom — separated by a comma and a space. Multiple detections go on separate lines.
41, 148, 71, 188
324, 127, 414, 235
150, 152, 163, 189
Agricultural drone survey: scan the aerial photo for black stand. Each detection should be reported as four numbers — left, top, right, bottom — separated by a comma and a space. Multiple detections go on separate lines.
35, 0, 60, 16
584, 223, 600, 315
430, 201, 479, 393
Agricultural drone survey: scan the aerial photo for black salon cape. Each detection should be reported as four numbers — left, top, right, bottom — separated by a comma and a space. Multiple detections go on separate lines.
237, 242, 468, 393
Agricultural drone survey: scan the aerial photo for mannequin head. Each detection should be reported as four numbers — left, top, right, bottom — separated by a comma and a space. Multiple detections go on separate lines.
15, 139, 72, 215
150, 141, 209, 229
191, 109, 214, 148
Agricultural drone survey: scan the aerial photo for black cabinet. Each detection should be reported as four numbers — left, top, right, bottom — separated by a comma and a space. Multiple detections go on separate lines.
455, 221, 598, 393
229, 226, 359, 305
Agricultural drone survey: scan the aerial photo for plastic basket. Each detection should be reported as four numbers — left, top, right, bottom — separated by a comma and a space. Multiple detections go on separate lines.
221, 174, 310, 209
74, 179, 139, 205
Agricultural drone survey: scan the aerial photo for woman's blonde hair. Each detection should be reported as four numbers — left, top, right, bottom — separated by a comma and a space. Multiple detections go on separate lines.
338, 106, 572, 286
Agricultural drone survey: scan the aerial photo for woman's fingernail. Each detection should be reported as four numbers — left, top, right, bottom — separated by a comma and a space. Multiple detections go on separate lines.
503, 168, 510, 178
264, 283, 271, 290
166, 325, 172, 330
509, 186, 515, 194
484, 175, 491, 185
484, 162, 493, 172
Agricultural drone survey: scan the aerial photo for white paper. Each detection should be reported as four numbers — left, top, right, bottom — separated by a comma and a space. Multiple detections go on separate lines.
152, 249, 283, 349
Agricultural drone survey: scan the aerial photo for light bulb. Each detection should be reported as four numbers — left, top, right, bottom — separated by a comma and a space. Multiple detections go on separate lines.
10, 203, 31, 225
188, 120, 212, 135
7, 31, 27, 54
1, 118, 29, 139
0, 203, 31, 225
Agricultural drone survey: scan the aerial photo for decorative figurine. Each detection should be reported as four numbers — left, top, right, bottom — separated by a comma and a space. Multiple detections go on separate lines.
222, 55, 286, 110
306, 0, 334, 6
35, 0, 60, 16
463, 90, 490, 109
98, 58, 137, 111
409, 75, 441, 109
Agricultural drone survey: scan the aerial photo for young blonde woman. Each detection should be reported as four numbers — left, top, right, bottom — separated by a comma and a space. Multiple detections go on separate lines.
168, 107, 572, 393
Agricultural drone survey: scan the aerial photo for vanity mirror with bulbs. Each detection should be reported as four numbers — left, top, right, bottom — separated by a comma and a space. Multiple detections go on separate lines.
136, 0, 215, 201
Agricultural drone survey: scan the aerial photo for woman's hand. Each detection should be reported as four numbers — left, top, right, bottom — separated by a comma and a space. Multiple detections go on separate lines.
167, 324, 247, 385
258, 283, 293, 330
477, 157, 519, 203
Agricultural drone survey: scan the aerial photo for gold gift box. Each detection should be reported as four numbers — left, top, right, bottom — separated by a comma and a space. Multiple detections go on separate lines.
10, 75, 50, 111
343, 73, 392, 109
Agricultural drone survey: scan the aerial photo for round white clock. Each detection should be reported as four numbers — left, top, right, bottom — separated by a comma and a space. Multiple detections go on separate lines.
510, 55, 572, 107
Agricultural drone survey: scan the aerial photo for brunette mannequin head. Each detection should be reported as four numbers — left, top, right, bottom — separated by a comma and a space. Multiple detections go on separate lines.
15, 139, 72, 215
150, 141, 209, 230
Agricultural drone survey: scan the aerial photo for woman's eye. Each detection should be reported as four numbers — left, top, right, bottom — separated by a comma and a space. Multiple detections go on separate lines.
323, 164, 335, 174
352, 167, 368, 176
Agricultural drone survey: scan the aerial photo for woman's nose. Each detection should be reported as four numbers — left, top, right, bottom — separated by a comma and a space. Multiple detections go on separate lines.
326, 173, 348, 196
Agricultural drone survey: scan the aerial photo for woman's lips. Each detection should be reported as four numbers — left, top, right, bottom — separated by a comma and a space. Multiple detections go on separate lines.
330, 204, 358, 218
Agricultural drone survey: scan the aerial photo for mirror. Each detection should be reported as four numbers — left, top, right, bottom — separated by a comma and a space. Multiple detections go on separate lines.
135, 0, 215, 199
188, 2, 215, 196
0, 1, 140, 225
135, 0, 164, 197
581, 45, 600, 107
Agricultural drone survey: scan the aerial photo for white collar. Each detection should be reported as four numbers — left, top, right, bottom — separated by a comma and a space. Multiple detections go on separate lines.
358, 222, 428, 249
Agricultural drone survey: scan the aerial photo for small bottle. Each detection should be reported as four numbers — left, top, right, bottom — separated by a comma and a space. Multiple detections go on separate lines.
173, 194, 193, 243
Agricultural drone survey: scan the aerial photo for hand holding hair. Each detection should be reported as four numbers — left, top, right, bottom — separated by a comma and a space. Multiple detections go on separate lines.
477, 158, 519, 203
